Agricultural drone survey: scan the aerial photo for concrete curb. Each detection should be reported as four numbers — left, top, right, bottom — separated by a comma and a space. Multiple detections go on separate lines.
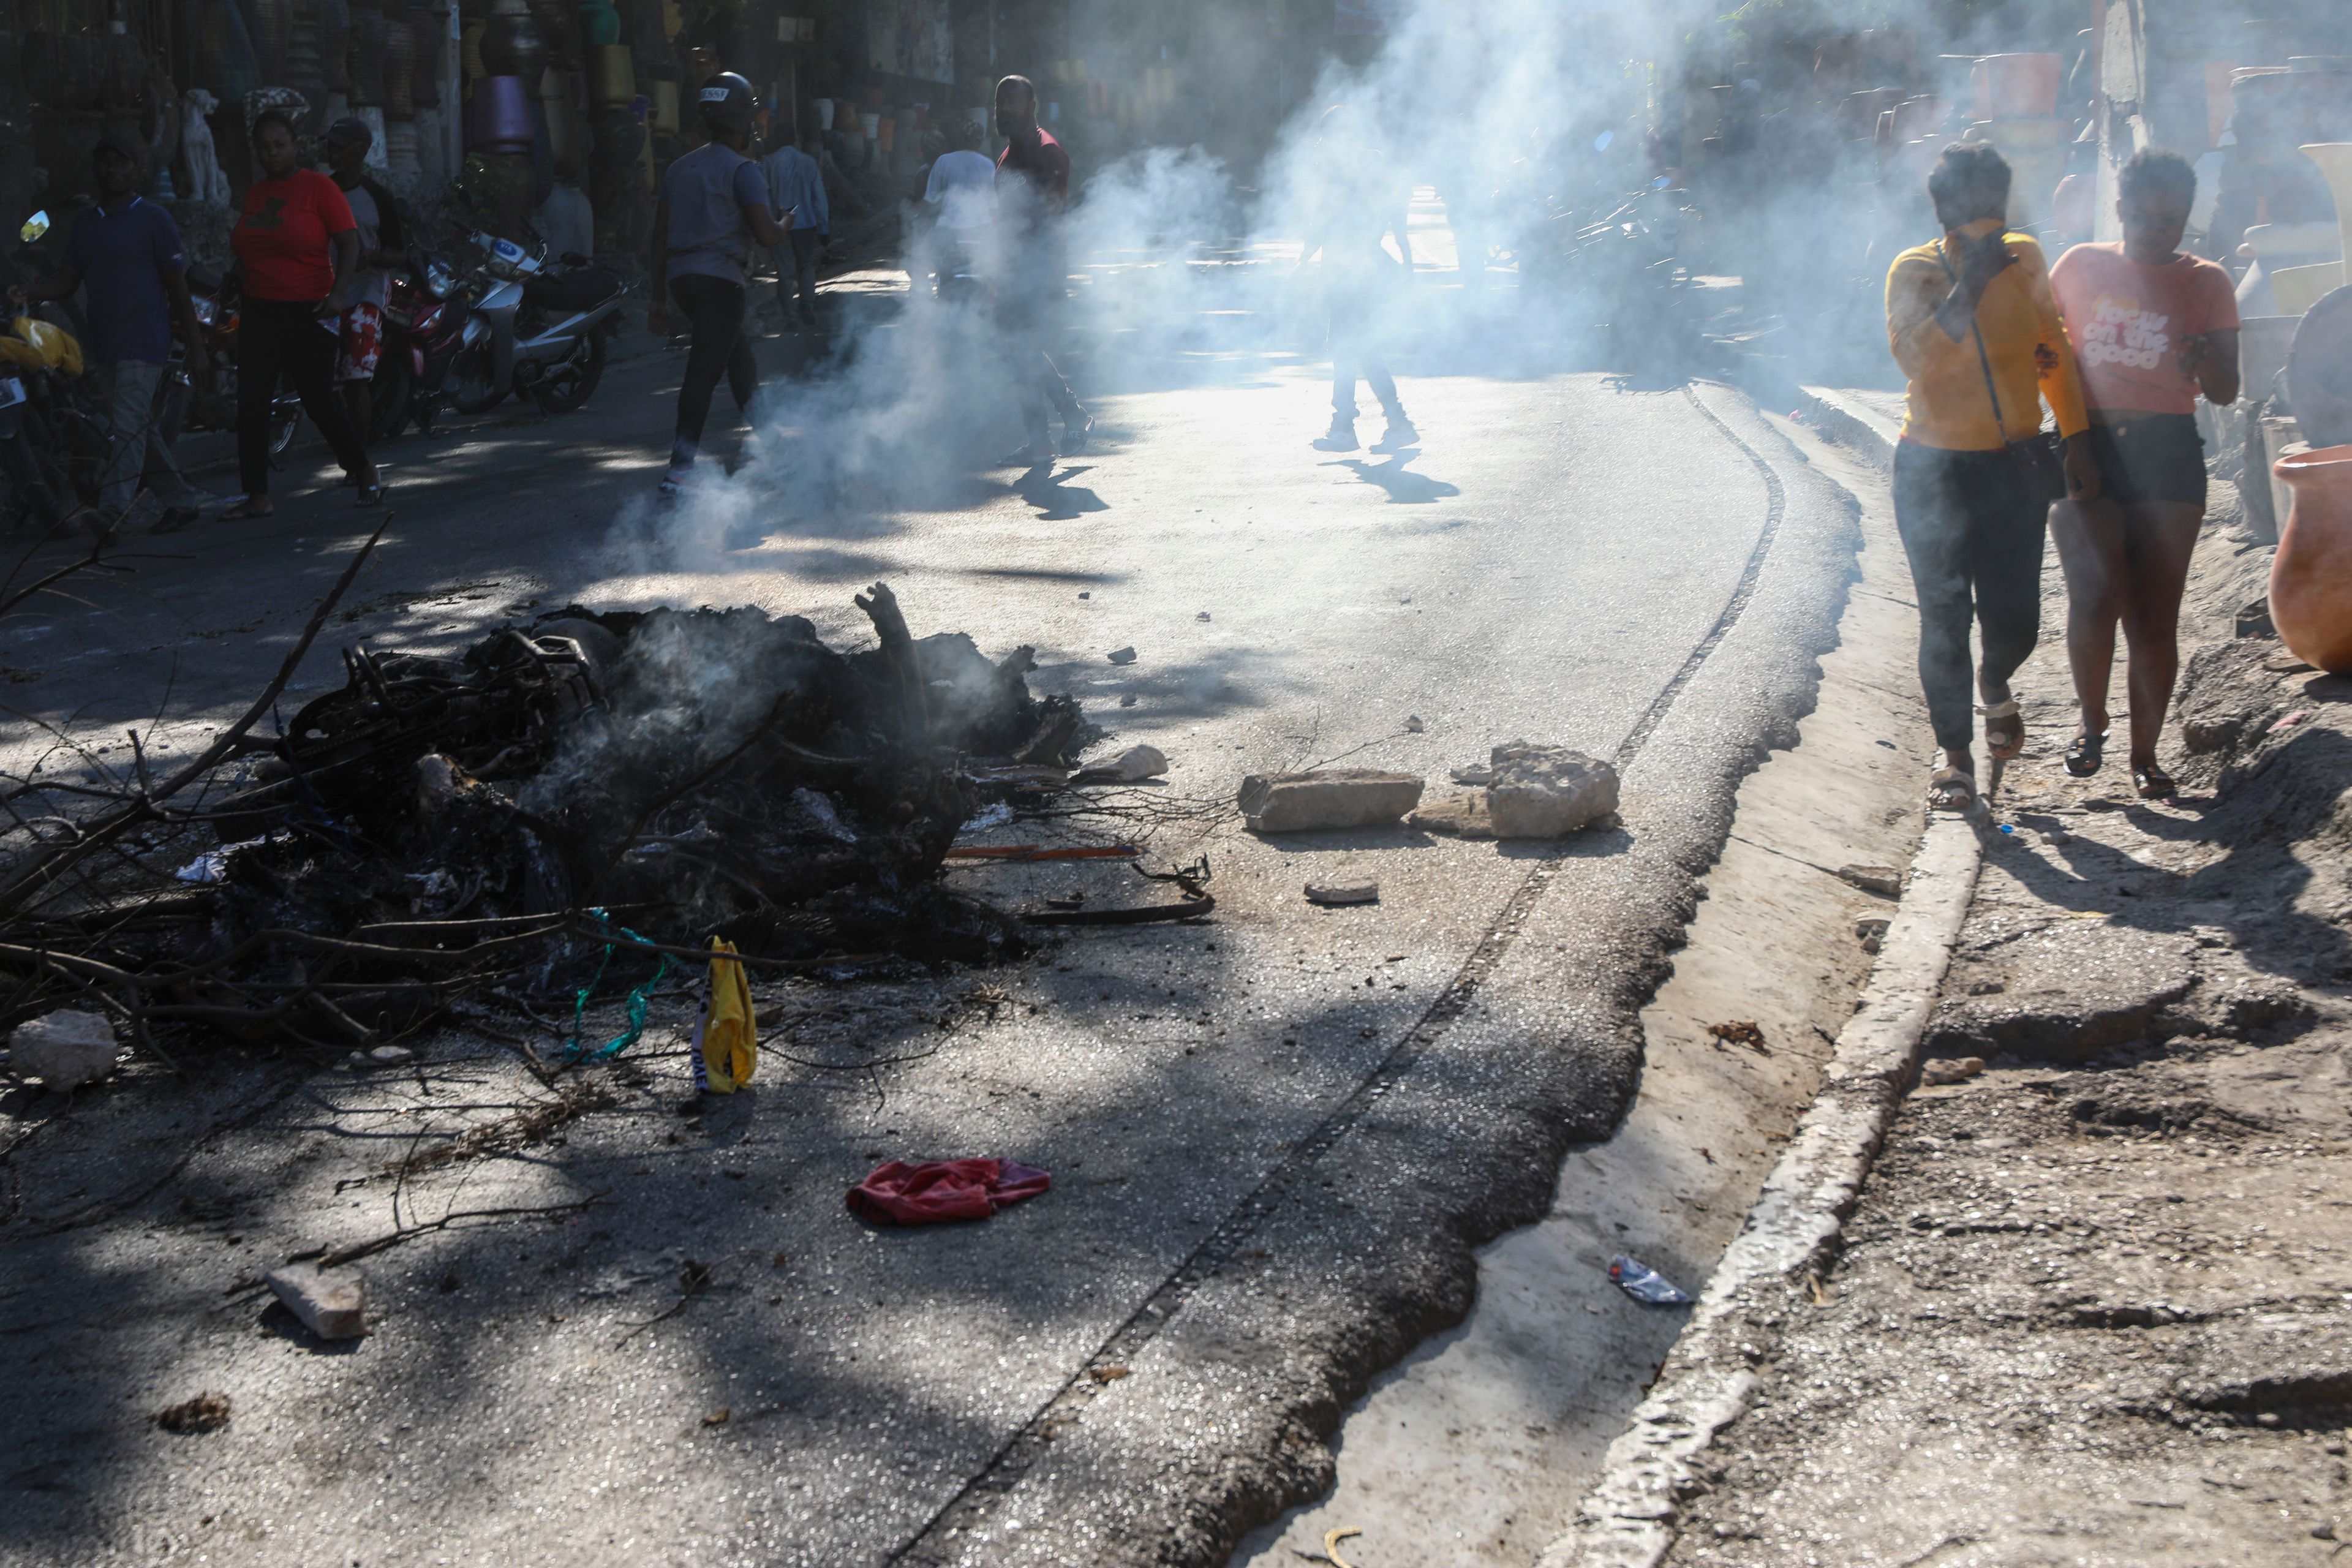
1790, 385, 1898, 473
1532, 764, 1983, 1562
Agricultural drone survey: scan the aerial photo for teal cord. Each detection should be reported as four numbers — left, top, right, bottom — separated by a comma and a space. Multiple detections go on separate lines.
565, 908, 672, 1061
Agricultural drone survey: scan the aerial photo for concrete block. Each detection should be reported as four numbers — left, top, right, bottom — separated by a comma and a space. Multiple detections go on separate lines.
265, 1263, 368, 1340
1238, 769, 1423, 832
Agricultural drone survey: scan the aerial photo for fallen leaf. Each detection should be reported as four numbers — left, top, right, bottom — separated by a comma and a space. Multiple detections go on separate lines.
703, 1407, 730, 1427
156, 1393, 232, 1434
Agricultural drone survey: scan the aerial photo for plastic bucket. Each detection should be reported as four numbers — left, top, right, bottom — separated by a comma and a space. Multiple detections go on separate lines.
1970, 53, 2060, 121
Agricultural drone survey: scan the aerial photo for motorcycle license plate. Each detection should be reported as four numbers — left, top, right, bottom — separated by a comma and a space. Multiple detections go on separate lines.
0, 375, 24, 410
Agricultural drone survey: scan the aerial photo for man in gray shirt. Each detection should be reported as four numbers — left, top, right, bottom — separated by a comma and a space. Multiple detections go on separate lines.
647, 72, 784, 495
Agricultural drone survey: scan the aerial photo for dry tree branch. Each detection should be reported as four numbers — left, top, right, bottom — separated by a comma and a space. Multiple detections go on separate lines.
0, 515, 394, 917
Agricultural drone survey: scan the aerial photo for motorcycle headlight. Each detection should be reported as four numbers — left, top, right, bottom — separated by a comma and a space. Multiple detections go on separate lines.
192, 296, 218, 325
426, 261, 456, 300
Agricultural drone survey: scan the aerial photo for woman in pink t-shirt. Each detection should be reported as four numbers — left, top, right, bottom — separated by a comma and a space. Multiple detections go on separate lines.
2048, 148, 2241, 797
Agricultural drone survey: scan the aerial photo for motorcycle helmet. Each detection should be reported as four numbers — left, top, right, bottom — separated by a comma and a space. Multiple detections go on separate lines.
696, 72, 755, 135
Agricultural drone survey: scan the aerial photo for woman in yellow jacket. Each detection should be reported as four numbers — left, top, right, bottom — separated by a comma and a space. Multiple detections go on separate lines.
1885, 144, 2101, 811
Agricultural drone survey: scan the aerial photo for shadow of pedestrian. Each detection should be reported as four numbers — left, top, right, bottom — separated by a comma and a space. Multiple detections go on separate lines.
1324, 454, 1459, 505
1014, 464, 1109, 521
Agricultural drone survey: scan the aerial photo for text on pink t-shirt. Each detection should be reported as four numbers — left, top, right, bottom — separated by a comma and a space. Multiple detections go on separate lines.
2049, 243, 2239, 416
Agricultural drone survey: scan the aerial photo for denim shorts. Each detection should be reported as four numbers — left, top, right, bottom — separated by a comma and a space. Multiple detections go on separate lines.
2086, 413, 2206, 508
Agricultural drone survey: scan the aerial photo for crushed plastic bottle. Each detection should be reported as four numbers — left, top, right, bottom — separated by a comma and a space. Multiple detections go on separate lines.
1610, 1254, 1693, 1306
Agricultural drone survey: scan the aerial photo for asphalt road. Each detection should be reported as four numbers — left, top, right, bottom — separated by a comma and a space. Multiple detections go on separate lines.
0, 230, 1866, 1567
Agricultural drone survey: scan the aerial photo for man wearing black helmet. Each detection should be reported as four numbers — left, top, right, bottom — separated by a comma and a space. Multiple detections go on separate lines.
648, 70, 786, 497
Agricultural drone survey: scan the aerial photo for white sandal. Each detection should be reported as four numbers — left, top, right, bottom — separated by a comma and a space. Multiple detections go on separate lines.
1928, 766, 1977, 813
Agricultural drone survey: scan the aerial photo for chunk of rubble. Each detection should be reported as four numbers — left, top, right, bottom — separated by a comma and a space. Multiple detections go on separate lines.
1238, 770, 1423, 832
1408, 794, 1496, 839
1110, 745, 1167, 781
264, 1262, 368, 1340
10, 1011, 118, 1090
1485, 742, 1620, 839
1305, 882, 1380, 906
1920, 1056, 1986, 1087
1838, 864, 1904, 897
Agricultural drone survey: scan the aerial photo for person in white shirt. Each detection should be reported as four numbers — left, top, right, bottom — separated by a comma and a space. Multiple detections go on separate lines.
921, 118, 996, 298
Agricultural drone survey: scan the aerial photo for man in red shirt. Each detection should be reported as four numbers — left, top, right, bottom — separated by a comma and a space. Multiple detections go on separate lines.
993, 74, 1091, 467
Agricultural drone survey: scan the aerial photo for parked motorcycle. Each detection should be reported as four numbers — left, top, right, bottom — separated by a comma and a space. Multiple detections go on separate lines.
0, 313, 92, 529
169, 269, 304, 461
369, 251, 470, 441
0, 211, 107, 530
442, 232, 626, 416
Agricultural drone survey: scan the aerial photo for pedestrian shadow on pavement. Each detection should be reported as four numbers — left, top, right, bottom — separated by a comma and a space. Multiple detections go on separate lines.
1014, 464, 1110, 521
1324, 454, 1459, 505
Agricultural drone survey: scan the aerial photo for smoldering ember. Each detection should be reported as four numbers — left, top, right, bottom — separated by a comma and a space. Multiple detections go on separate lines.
4, 0, 2351, 1566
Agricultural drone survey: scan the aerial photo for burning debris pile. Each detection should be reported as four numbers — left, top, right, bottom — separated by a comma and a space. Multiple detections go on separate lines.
0, 553, 1103, 1058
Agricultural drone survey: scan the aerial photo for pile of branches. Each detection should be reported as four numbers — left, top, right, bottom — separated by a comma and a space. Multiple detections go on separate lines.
0, 528, 1097, 1061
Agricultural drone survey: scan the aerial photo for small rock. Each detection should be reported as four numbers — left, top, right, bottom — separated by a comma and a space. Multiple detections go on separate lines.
368, 1045, 415, 1066
1077, 591, 1090, 600
1111, 744, 1168, 781
1449, 763, 1493, 785
1196, 611, 1210, 622
263, 1262, 368, 1340
1305, 883, 1379, 907
1106, 646, 1137, 665
1404, 715, 1425, 733
1485, 742, 1619, 839
11, 1011, 118, 1090
1920, 1056, 1987, 1087
1118, 694, 1136, 707
1238, 769, 1424, 832
1855, 915, 1891, 953
1838, 864, 1903, 898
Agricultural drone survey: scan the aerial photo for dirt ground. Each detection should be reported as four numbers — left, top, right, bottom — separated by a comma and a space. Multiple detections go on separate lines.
1656, 492, 2352, 1567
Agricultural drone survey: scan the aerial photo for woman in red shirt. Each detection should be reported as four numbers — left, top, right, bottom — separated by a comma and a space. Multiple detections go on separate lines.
222, 109, 382, 516
2049, 148, 2240, 796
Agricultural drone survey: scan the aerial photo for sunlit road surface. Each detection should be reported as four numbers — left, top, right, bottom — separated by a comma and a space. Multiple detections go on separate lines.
0, 202, 1862, 1567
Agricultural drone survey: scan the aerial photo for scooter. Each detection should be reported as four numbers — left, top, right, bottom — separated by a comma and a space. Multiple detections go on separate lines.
443, 232, 627, 417
369, 251, 471, 440
169, 270, 305, 461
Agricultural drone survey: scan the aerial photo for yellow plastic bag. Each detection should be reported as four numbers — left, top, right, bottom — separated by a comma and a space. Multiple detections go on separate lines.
690, 938, 756, 1094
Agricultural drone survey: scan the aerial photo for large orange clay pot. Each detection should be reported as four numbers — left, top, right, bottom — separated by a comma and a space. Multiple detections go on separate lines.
2270, 443, 2352, 673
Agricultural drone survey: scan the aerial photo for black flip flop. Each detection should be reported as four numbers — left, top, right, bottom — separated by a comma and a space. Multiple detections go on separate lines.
2064, 729, 2105, 777
2133, 763, 2176, 799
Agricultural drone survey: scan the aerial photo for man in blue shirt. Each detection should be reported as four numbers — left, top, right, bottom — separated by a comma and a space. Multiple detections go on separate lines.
760, 127, 829, 330
14, 133, 208, 533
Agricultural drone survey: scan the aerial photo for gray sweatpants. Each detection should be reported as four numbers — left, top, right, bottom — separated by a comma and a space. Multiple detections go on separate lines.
92, 359, 195, 519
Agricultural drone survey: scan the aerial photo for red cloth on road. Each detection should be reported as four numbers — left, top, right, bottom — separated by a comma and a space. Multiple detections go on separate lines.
847, 1159, 1050, 1224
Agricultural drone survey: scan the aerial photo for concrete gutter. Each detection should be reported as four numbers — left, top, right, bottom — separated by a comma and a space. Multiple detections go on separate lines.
1535, 385, 1979, 1568
1536, 814, 1981, 1568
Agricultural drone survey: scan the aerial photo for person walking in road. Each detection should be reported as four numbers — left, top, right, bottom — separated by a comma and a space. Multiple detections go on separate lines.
921, 116, 994, 299
222, 108, 382, 517
1298, 104, 1416, 454
648, 72, 785, 496
2048, 148, 2239, 798
11, 133, 208, 534
1884, 143, 2099, 812
323, 118, 407, 450
992, 73, 1091, 466
760, 124, 828, 330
